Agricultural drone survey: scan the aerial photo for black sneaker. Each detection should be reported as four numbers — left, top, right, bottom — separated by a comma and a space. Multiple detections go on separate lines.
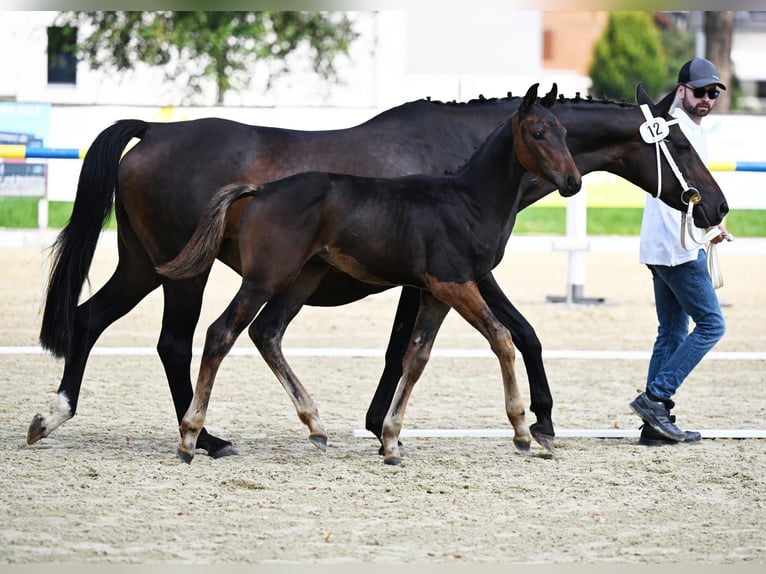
629, 392, 686, 441
639, 420, 702, 446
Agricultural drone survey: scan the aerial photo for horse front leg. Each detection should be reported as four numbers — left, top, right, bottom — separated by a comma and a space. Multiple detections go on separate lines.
178, 280, 265, 464
435, 280, 531, 453
249, 264, 330, 451
478, 274, 555, 452
381, 292, 450, 465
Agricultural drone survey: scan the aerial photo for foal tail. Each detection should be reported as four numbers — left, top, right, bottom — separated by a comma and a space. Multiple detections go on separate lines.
39, 119, 148, 359
157, 183, 259, 280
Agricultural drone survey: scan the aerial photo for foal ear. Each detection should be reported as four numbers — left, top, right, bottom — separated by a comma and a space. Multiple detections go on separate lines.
521, 83, 540, 113
541, 83, 558, 109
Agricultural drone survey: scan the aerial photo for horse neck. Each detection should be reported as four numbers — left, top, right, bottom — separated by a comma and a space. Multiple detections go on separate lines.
556, 100, 640, 174
371, 98, 520, 154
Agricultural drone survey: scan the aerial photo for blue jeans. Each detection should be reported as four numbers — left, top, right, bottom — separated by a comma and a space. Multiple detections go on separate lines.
645, 249, 726, 401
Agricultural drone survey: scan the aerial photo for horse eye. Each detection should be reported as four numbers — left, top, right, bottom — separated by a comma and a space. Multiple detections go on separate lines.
532, 131, 544, 140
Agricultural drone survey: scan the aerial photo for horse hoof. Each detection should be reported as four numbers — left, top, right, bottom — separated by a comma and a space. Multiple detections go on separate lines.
309, 434, 328, 452
210, 445, 239, 459
384, 455, 401, 466
530, 428, 556, 454
177, 449, 194, 464
26, 414, 47, 445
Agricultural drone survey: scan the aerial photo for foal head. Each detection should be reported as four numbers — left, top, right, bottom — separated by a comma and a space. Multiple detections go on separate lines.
513, 83, 582, 197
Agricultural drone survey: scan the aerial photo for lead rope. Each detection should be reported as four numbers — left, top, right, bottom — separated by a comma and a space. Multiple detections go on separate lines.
638, 104, 727, 288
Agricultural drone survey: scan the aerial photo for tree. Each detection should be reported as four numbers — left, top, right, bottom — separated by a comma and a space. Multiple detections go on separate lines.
705, 11, 734, 112
589, 12, 667, 102
55, 11, 359, 105
655, 12, 694, 92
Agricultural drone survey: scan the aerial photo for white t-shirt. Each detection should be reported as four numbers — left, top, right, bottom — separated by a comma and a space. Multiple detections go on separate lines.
639, 106, 707, 266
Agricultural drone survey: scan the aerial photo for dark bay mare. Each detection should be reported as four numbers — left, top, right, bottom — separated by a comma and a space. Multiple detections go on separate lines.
158, 83, 582, 465
30, 83, 728, 457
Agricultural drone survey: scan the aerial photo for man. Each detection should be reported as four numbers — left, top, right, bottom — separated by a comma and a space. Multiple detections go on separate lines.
630, 58, 730, 445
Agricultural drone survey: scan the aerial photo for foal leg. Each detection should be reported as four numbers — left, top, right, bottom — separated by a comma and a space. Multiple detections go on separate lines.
159, 273, 237, 458
381, 292, 450, 465
433, 281, 531, 453
365, 286, 419, 452
478, 274, 555, 452
249, 263, 330, 451
177, 279, 268, 463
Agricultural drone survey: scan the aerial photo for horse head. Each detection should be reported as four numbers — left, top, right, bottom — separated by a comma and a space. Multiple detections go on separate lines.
515, 83, 582, 197
634, 83, 729, 228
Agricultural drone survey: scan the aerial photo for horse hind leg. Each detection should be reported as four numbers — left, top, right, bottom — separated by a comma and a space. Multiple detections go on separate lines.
381, 292, 450, 465
432, 280, 532, 453
249, 264, 331, 451
159, 273, 237, 458
28, 261, 160, 445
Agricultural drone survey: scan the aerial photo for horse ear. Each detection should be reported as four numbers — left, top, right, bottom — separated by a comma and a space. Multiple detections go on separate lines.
541, 83, 558, 109
522, 83, 540, 113
653, 87, 677, 116
635, 82, 653, 106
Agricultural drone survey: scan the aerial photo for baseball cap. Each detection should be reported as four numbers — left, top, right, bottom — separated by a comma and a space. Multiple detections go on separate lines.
678, 58, 727, 90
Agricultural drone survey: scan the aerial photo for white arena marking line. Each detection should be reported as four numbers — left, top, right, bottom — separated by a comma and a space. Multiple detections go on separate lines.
351, 428, 766, 439
3, 346, 765, 361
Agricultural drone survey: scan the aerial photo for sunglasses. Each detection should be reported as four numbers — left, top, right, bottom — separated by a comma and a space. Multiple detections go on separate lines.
685, 85, 720, 100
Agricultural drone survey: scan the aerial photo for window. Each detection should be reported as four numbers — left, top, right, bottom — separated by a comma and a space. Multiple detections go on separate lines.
47, 26, 77, 85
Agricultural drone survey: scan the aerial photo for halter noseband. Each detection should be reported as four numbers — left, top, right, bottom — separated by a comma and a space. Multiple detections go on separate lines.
638, 103, 726, 287
638, 103, 720, 246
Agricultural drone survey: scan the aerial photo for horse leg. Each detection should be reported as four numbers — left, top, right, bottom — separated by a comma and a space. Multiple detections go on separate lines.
177, 279, 268, 464
366, 286, 419, 453
381, 291, 450, 465
27, 259, 159, 445
478, 274, 555, 452
432, 280, 532, 453
249, 263, 330, 451
159, 273, 237, 458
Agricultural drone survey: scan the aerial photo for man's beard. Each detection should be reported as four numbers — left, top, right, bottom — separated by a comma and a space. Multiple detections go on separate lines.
681, 97, 711, 119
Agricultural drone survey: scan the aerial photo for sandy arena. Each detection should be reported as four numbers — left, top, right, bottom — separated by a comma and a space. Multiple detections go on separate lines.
1, 232, 764, 565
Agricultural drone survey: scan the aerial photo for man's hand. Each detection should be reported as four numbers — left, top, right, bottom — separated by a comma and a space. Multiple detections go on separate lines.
707, 223, 732, 244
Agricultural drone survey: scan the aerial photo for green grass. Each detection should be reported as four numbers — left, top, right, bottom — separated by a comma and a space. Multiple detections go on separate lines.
0, 197, 117, 230
2, 196, 765, 237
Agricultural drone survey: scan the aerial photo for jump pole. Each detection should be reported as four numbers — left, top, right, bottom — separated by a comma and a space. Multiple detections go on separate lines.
546, 182, 604, 305
352, 428, 766, 439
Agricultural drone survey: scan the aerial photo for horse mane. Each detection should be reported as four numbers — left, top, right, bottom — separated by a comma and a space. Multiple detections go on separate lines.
366, 91, 633, 124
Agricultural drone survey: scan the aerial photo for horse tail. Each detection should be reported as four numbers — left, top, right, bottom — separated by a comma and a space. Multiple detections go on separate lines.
39, 119, 149, 359
156, 183, 259, 280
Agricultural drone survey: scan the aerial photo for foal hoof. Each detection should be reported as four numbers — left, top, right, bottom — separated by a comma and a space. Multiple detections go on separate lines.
377, 440, 407, 457
177, 448, 195, 465
513, 438, 532, 453
210, 445, 239, 459
309, 434, 328, 452
26, 414, 47, 445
